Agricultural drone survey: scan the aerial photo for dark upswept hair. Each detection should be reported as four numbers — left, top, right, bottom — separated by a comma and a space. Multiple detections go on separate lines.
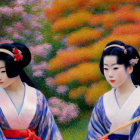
99, 40, 140, 85
0, 42, 36, 88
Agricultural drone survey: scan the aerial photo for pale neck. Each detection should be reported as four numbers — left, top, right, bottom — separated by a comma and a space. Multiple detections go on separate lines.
116, 77, 136, 95
5, 77, 24, 92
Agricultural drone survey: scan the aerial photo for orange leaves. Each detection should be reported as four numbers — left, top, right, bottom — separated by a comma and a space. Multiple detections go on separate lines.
91, 34, 140, 56
45, 0, 140, 106
45, 0, 90, 22
134, 10, 140, 22
69, 86, 88, 99
48, 47, 95, 71
89, 5, 140, 29
67, 27, 102, 45
48, 34, 140, 71
85, 80, 110, 105
44, 0, 76, 21
111, 24, 140, 35
55, 62, 102, 85
89, 13, 115, 29
115, 5, 136, 22
87, 0, 104, 8
52, 10, 92, 32
109, 34, 140, 48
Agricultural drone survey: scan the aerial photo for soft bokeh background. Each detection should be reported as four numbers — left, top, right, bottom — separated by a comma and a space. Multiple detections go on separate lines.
1, 0, 140, 139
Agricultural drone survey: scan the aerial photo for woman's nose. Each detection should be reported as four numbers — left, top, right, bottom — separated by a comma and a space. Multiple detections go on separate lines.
108, 70, 113, 77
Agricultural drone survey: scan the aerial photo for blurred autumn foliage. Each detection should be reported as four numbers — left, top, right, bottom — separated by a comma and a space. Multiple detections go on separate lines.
44, 0, 140, 106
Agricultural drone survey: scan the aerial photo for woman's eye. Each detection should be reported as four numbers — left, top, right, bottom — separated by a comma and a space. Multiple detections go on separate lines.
1, 71, 6, 73
104, 68, 108, 70
113, 67, 118, 70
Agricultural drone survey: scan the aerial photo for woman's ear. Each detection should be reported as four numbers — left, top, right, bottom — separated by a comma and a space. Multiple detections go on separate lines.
127, 65, 133, 75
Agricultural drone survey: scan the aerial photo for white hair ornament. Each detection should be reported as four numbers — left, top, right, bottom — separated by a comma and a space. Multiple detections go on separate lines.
129, 57, 139, 66
104, 44, 127, 54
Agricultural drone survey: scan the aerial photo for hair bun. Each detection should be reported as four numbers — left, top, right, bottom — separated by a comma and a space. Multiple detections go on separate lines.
11, 42, 31, 68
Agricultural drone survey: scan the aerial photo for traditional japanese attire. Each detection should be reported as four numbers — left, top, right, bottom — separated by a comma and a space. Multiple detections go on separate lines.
87, 86, 140, 140
0, 83, 63, 140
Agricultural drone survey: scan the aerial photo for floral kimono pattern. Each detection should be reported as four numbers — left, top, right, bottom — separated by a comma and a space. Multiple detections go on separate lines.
0, 83, 63, 140
87, 87, 140, 140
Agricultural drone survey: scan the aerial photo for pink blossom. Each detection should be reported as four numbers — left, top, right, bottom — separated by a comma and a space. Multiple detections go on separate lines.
48, 97, 79, 123
27, 0, 39, 5
56, 85, 69, 94
65, 46, 77, 50
56, 46, 77, 55
129, 58, 139, 66
41, 61, 49, 69
16, 0, 27, 5
36, 35, 43, 41
58, 107, 73, 123
45, 77, 56, 87
13, 6, 24, 15
14, 22, 24, 32
32, 5, 40, 12
59, 102, 67, 109
66, 104, 79, 118
49, 107, 61, 116
30, 44, 52, 57
56, 49, 65, 55
0, 40, 13, 44
31, 21, 42, 28
13, 32, 23, 39
48, 97, 61, 105
58, 103, 79, 123
23, 30, 32, 35
61, 37, 67, 44
31, 61, 48, 71
0, 6, 12, 16
5, 27, 14, 34
33, 70, 43, 77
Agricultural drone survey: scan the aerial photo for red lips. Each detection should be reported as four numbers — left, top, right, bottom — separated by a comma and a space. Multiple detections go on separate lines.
110, 80, 115, 83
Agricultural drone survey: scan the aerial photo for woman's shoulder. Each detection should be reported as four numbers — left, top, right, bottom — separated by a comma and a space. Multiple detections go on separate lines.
104, 88, 114, 96
95, 88, 114, 104
25, 83, 45, 99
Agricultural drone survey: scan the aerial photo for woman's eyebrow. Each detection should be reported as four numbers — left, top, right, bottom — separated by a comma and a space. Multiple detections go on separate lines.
104, 63, 117, 66
104, 64, 108, 66
111, 63, 117, 66
0, 66, 5, 69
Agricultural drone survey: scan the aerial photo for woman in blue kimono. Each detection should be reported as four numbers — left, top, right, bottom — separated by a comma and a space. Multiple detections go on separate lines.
87, 40, 140, 140
0, 43, 63, 139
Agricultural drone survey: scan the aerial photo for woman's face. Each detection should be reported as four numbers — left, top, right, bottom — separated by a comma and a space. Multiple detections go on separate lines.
103, 55, 131, 88
0, 60, 17, 88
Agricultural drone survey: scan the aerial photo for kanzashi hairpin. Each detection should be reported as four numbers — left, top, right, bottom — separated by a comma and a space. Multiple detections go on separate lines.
104, 44, 127, 54
13, 48, 22, 61
129, 57, 139, 66
0, 48, 23, 61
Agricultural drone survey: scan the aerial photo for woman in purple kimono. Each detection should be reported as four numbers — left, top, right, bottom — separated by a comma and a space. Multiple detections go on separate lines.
87, 40, 140, 140
0, 42, 63, 140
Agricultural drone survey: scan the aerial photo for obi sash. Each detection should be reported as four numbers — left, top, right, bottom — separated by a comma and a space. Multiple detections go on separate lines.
108, 134, 129, 140
3, 129, 41, 140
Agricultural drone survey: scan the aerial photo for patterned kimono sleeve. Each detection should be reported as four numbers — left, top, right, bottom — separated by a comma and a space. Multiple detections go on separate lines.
130, 123, 140, 140
37, 95, 63, 140
0, 128, 6, 139
87, 96, 109, 140
129, 106, 140, 140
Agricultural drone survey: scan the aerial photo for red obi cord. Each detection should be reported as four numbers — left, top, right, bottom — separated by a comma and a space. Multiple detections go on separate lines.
102, 136, 108, 140
2, 129, 41, 140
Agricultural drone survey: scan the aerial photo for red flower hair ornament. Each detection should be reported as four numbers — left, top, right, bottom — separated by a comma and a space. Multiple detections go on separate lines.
13, 48, 23, 61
